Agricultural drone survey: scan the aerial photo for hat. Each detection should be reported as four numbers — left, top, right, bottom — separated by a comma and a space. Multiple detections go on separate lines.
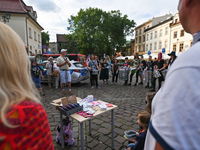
49, 57, 53, 60
168, 51, 176, 56
61, 49, 67, 53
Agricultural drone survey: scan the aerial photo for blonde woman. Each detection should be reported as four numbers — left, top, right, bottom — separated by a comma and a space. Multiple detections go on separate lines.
0, 23, 54, 149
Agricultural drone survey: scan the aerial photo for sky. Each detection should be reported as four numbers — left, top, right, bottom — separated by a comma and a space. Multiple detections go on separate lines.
23, 0, 179, 42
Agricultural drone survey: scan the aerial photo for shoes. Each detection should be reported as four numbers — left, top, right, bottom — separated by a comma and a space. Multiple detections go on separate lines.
69, 91, 72, 95
139, 82, 143, 85
62, 91, 66, 94
115, 82, 117, 85
111, 82, 114, 85
97, 86, 100, 89
92, 86, 94, 89
107, 82, 109, 84
128, 83, 131, 85
150, 89, 156, 92
134, 83, 137, 86
55, 87, 58, 90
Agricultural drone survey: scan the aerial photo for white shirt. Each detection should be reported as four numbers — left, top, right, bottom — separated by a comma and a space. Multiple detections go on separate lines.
144, 40, 200, 150
53, 63, 60, 72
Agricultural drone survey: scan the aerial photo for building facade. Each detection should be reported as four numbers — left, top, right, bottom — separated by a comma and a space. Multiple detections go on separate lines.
170, 13, 193, 53
0, 0, 43, 56
145, 17, 173, 56
49, 42, 58, 54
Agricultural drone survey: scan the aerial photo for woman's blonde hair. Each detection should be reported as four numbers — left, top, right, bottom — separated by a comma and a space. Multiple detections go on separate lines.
0, 22, 41, 128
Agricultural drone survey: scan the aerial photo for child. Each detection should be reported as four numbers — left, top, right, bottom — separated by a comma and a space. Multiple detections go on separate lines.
145, 92, 156, 114
126, 111, 150, 150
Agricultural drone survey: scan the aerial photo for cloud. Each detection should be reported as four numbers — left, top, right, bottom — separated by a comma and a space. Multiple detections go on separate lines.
23, 0, 179, 42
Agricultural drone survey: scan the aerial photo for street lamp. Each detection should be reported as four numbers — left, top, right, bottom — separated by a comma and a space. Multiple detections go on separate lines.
2, 13, 10, 24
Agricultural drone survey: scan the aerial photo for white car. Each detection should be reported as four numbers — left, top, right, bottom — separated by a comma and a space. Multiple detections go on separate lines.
42, 60, 89, 83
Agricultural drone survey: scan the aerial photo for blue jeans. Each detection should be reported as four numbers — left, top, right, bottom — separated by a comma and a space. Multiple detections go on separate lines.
128, 143, 135, 148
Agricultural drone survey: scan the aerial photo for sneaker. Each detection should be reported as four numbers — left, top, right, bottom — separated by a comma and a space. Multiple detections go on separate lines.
69, 91, 72, 95
91, 86, 94, 89
134, 83, 137, 86
111, 82, 114, 85
62, 91, 66, 94
128, 83, 131, 85
97, 86, 100, 89
107, 82, 109, 84
139, 82, 143, 85
55, 87, 58, 90
115, 82, 117, 85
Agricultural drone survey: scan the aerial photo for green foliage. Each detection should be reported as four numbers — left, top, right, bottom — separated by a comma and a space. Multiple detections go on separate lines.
67, 7, 135, 56
41, 31, 50, 48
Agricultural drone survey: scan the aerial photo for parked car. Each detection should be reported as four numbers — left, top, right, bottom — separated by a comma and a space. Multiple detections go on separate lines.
41, 60, 89, 84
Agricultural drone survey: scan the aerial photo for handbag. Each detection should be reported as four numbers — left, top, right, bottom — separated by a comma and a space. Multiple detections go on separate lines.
52, 71, 59, 77
153, 70, 161, 78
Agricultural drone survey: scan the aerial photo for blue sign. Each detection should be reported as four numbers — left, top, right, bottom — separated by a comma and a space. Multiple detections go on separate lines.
43, 45, 47, 49
148, 51, 151, 55
162, 48, 166, 53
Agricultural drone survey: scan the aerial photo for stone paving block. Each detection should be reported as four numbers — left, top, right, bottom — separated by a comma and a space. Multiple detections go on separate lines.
73, 127, 79, 132
101, 123, 111, 129
94, 143, 107, 150
115, 135, 126, 143
114, 128, 124, 135
87, 140, 99, 148
98, 128, 111, 135
92, 119, 103, 125
98, 135, 109, 143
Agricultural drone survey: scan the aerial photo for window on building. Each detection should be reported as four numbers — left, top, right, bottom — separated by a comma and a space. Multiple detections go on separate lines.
35, 50, 37, 54
150, 43, 152, 50
29, 51, 32, 56
143, 44, 145, 51
139, 36, 141, 43
136, 38, 138, 44
146, 44, 148, 51
143, 35, 145, 41
30, 46, 32, 50
136, 31, 138, 36
38, 34, 40, 42
139, 29, 142, 35
165, 27, 168, 35
144, 27, 146, 31
139, 45, 141, 51
159, 41, 162, 49
155, 31, 157, 38
173, 44, 177, 52
39, 51, 41, 54
165, 40, 168, 48
147, 26, 149, 28
160, 29, 162, 37
150, 33, 153, 40
29, 28, 32, 38
179, 43, 184, 52
175, 19, 178, 23
174, 31, 177, 38
154, 42, 157, 50
147, 34, 149, 41
180, 30, 184, 37
34, 31, 36, 41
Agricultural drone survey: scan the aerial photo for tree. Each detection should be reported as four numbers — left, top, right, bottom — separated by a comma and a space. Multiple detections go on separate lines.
63, 34, 79, 54
41, 31, 50, 53
67, 7, 135, 56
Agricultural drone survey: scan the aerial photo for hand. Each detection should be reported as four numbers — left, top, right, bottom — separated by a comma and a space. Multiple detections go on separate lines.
41, 75, 44, 79
136, 132, 139, 136
126, 138, 136, 143
65, 60, 69, 64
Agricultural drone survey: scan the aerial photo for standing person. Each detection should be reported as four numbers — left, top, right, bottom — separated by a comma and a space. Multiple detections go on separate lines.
150, 53, 164, 92
87, 54, 100, 89
95, 55, 100, 66
53, 62, 60, 90
145, 56, 154, 88
123, 57, 130, 85
100, 58, 109, 84
0, 22, 54, 150
139, 55, 146, 85
57, 49, 72, 94
145, 1, 200, 149
46, 57, 54, 88
31, 60, 45, 96
161, 51, 177, 70
106, 55, 111, 73
111, 59, 120, 84
128, 53, 141, 86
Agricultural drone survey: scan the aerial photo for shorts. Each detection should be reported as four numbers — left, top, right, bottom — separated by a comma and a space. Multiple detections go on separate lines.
32, 76, 41, 88
60, 70, 71, 83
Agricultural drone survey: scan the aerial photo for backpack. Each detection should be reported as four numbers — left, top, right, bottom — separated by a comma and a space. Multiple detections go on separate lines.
56, 118, 74, 145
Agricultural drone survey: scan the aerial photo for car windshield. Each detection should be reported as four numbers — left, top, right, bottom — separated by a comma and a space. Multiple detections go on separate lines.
73, 63, 85, 68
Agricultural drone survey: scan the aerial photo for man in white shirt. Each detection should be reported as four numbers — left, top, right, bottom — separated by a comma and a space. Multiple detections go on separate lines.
144, 0, 200, 149
57, 49, 72, 94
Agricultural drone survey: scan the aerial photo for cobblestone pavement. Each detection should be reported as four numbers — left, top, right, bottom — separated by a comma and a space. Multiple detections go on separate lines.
41, 75, 151, 150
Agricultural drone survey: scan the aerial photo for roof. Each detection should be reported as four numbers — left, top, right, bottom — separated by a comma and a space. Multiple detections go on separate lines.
0, 0, 43, 30
57, 34, 67, 43
145, 17, 173, 32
